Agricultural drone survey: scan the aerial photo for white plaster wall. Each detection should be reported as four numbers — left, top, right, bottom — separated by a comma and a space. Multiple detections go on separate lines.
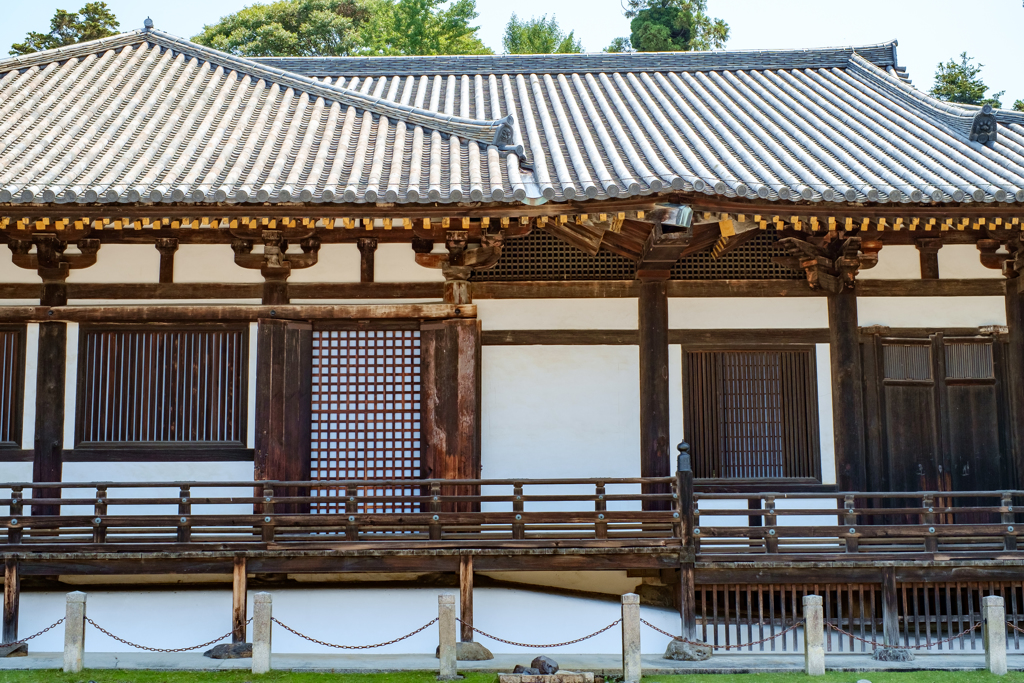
858, 296, 1005, 328
374, 243, 445, 282
668, 298, 828, 329
0, 247, 40, 283
286, 244, 360, 283
66, 245, 160, 283
475, 299, 637, 330
857, 245, 919, 280
21, 324, 37, 449
939, 244, 1005, 279
174, 245, 264, 283
16, 587, 683, 655
815, 344, 836, 486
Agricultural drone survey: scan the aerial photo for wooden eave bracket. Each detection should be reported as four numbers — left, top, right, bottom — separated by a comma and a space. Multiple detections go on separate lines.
413, 228, 506, 276
775, 235, 876, 295
231, 229, 321, 279
8, 233, 99, 280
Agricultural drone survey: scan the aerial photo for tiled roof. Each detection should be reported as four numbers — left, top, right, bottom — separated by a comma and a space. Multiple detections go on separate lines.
2, 30, 1024, 206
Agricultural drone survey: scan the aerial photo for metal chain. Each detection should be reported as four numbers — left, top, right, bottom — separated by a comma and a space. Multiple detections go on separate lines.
85, 617, 250, 653
1008, 621, 1024, 635
271, 617, 437, 649
458, 618, 621, 648
641, 617, 804, 651
826, 620, 981, 650
0, 618, 65, 648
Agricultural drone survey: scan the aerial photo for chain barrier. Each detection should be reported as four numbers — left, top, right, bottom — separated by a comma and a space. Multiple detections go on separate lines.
271, 617, 438, 649
458, 618, 622, 648
1008, 621, 1024, 636
85, 617, 250, 653
826, 621, 982, 650
0, 618, 65, 648
640, 617, 804, 651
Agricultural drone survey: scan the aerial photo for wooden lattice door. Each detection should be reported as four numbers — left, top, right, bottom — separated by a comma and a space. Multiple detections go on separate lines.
310, 325, 422, 513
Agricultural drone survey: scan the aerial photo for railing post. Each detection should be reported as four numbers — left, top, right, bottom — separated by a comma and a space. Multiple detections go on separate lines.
803, 594, 825, 676
621, 593, 641, 683
983, 595, 1008, 676
764, 496, 778, 554
595, 483, 607, 539
252, 592, 272, 674
676, 442, 697, 641
177, 485, 191, 543
843, 495, 858, 553
438, 594, 457, 680
63, 591, 86, 673
92, 486, 107, 544
345, 484, 359, 541
512, 483, 524, 540
429, 483, 442, 541
261, 486, 275, 543
923, 494, 937, 553
8, 487, 22, 545
1002, 492, 1016, 551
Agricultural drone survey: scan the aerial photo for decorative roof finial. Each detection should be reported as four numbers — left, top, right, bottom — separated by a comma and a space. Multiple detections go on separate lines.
970, 103, 997, 144
143, 17, 154, 30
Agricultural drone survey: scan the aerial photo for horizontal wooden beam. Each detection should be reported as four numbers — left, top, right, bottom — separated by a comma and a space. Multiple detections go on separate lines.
0, 303, 475, 323
481, 329, 831, 345
63, 448, 255, 462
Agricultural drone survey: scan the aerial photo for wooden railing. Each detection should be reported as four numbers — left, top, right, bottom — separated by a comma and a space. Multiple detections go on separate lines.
1, 477, 680, 550
2, 479, 1023, 559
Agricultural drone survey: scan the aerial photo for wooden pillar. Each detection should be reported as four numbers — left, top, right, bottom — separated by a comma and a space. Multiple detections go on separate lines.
676, 442, 696, 640
827, 289, 866, 492
358, 237, 377, 283
421, 318, 481, 512
639, 279, 671, 508
3, 558, 18, 646
915, 239, 942, 280
1006, 279, 1024, 487
459, 555, 473, 642
32, 319, 66, 516
155, 238, 178, 284
254, 319, 312, 513
232, 556, 247, 644
262, 277, 288, 306
882, 566, 900, 648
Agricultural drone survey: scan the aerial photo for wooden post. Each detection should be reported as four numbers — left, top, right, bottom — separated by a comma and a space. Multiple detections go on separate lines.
1006, 279, 1024, 488
357, 237, 377, 283
882, 567, 900, 649
32, 320, 66, 516
915, 239, 942, 280
254, 319, 312, 513
3, 558, 19, 646
232, 556, 248, 644
639, 278, 671, 509
421, 318, 481, 512
262, 277, 288, 306
676, 442, 697, 640
827, 289, 866, 492
459, 555, 473, 642
155, 238, 178, 284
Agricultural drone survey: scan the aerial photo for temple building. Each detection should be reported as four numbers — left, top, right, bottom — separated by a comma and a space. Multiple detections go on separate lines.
0, 25, 1023, 659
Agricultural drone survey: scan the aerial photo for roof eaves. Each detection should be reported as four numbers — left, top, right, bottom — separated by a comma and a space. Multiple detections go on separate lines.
0, 30, 148, 71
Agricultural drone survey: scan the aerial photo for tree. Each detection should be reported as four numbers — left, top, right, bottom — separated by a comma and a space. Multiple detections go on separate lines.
1014, 100, 1024, 112
502, 14, 582, 54
608, 0, 727, 53
193, 0, 490, 57
930, 52, 1004, 108
10, 2, 119, 56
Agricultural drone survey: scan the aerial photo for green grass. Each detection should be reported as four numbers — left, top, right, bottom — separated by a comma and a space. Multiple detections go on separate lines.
1, 672, 1023, 683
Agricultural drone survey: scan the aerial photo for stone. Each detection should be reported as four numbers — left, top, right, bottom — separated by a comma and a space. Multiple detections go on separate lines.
856, 680, 872, 683
663, 639, 712, 661
871, 647, 914, 662
434, 641, 495, 660
513, 666, 541, 675
498, 673, 593, 683
204, 642, 253, 659
0, 643, 27, 657
532, 655, 559, 674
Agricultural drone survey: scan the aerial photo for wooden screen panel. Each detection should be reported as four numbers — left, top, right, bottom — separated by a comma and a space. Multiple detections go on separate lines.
310, 328, 422, 513
686, 348, 820, 480
76, 326, 247, 445
0, 327, 24, 447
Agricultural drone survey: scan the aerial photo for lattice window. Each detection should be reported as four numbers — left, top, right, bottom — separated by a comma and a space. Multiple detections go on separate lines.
310, 328, 422, 514
0, 327, 24, 448
471, 225, 802, 281
945, 341, 994, 380
883, 344, 933, 381
76, 326, 247, 445
686, 349, 820, 480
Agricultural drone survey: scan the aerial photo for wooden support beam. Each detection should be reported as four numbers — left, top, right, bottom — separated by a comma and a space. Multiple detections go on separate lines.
155, 238, 178, 284
915, 239, 942, 280
0, 304, 475, 323
639, 280, 671, 509
32, 321, 65, 516
357, 237, 378, 283
3, 558, 19, 646
828, 289, 867, 492
459, 555, 474, 643
1007, 280, 1024, 488
232, 556, 247, 644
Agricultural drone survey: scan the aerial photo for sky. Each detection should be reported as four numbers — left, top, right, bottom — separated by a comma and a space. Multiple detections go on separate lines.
0, 0, 1020, 105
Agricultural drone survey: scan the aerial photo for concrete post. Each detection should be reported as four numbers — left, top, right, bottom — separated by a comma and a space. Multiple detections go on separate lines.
803, 594, 825, 676
63, 591, 86, 673
983, 595, 1008, 676
252, 592, 272, 674
621, 593, 641, 683
438, 594, 457, 680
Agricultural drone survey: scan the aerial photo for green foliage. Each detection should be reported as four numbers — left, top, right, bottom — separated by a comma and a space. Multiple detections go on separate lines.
193, 0, 490, 57
604, 36, 633, 53
10, 2, 119, 56
930, 52, 1004, 108
1014, 100, 1024, 112
502, 14, 582, 54
613, 0, 728, 51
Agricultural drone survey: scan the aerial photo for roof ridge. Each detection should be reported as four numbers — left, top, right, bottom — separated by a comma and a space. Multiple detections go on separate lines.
0, 28, 514, 148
